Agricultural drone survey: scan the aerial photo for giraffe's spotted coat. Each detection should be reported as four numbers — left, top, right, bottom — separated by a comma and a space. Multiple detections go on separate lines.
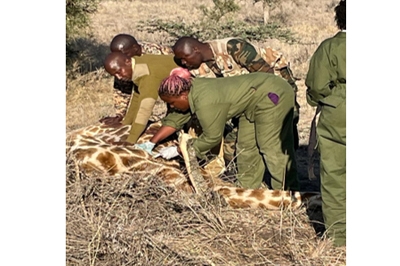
66, 121, 321, 210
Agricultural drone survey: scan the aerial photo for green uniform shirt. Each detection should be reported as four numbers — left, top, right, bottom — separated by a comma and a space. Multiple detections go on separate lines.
162, 72, 293, 158
122, 54, 178, 143
305, 32, 346, 107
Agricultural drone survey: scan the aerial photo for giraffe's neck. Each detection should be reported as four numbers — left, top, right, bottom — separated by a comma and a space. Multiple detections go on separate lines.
67, 122, 321, 210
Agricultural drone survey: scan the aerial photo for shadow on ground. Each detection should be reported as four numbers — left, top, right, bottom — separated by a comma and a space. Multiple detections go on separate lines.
67, 37, 110, 75
262, 144, 325, 237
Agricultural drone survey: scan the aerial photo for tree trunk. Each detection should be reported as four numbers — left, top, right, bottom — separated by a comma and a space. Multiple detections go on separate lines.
263, 1, 270, 24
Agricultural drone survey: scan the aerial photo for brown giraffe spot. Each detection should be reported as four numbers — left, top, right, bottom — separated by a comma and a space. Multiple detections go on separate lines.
228, 198, 250, 209
96, 151, 119, 175
99, 145, 111, 149
176, 183, 194, 193
248, 189, 266, 201
89, 127, 100, 133
242, 200, 258, 208
281, 199, 292, 208
110, 147, 129, 154
72, 148, 98, 161
235, 188, 246, 196
120, 155, 141, 168
267, 199, 283, 209
81, 161, 103, 175
258, 203, 273, 209
80, 138, 100, 146
67, 140, 76, 147
271, 190, 283, 197
217, 187, 234, 197
114, 126, 129, 136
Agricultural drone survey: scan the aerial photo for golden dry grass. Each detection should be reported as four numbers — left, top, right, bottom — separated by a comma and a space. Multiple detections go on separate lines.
66, 0, 346, 265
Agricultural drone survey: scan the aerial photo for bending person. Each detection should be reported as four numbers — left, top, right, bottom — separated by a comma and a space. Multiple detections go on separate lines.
137, 70, 300, 190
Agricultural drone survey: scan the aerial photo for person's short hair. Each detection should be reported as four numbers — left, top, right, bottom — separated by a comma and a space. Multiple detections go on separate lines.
110, 34, 138, 52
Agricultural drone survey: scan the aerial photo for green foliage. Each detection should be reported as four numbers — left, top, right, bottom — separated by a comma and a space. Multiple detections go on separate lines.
199, 0, 240, 22
137, 19, 296, 44
137, 0, 296, 44
66, 0, 99, 68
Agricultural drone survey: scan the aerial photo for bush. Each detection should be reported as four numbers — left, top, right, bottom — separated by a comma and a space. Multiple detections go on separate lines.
137, 0, 296, 44
66, 0, 99, 67
199, 0, 240, 22
137, 19, 297, 44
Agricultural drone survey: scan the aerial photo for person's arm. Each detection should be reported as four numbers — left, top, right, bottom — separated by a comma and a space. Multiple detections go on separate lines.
148, 110, 192, 144
227, 39, 273, 74
122, 75, 160, 144
138, 111, 191, 155
149, 125, 177, 144
305, 41, 335, 107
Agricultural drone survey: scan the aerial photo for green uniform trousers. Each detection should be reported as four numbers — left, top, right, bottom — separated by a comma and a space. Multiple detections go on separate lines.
235, 90, 299, 190
317, 99, 346, 246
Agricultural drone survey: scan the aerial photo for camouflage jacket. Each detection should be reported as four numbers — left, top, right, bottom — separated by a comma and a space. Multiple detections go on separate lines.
189, 37, 299, 112
113, 42, 174, 117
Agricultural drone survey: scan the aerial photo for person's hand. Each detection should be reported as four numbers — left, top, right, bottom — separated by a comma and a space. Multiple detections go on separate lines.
134, 141, 156, 155
157, 146, 180, 160
99, 114, 123, 126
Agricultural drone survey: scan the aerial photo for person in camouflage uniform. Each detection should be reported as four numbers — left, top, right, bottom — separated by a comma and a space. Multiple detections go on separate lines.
100, 34, 174, 125
172, 36, 300, 170
305, 0, 346, 246
103, 51, 178, 144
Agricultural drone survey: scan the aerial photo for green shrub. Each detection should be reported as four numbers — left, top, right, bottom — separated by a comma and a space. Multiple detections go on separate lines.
137, 19, 296, 44
137, 0, 296, 44
199, 0, 240, 22
66, 0, 99, 67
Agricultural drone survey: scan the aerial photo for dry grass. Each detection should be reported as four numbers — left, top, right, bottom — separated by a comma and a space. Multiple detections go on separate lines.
66, 0, 346, 264
66, 165, 345, 265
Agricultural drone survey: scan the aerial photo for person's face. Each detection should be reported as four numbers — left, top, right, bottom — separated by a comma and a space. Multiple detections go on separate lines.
160, 94, 190, 112
106, 58, 133, 81
174, 46, 203, 70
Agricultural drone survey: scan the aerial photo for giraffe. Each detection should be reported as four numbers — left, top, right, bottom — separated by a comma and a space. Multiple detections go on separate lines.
66, 122, 322, 210
66, 121, 194, 193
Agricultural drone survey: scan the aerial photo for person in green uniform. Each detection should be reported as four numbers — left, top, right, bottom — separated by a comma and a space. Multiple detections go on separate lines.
305, 0, 346, 246
103, 51, 178, 144
137, 71, 300, 190
101, 34, 175, 126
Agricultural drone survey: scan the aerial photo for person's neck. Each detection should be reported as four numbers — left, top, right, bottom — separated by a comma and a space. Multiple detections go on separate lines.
204, 43, 216, 62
